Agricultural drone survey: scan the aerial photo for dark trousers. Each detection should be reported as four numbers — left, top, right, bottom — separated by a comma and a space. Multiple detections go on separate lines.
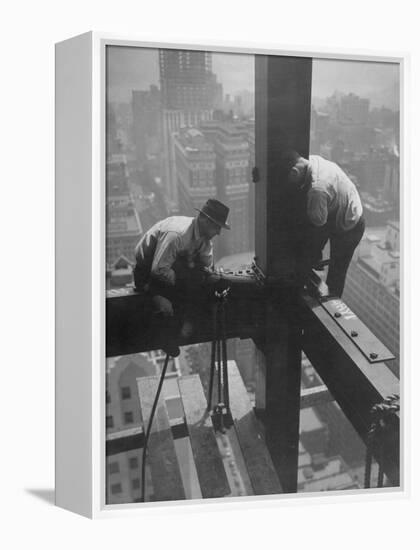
303, 216, 365, 297
132, 259, 210, 343
132, 262, 182, 349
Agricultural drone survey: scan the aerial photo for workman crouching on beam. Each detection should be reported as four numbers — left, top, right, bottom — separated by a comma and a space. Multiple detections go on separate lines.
133, 199, 231, 357
281, 150, 365, 298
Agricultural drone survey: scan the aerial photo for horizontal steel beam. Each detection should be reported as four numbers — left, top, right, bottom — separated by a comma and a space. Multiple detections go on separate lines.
300, 385, 332, 409
106, 417, 187, 456
106, 278, 264, 357
300, 292, 400, 486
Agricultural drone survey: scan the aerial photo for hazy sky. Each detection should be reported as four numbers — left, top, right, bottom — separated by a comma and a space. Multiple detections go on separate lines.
107, 46, 399, 109
312, 59, 399, 109
106, 47, 255, 99
107, 46, 159, 100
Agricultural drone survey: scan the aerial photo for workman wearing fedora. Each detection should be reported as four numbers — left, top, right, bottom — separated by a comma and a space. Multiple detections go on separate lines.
133, 198, 230, 356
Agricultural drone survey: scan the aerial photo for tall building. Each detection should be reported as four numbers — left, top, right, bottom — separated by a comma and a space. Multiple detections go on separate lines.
362, 147, 399, 210
200, 120, 251, 257
322, 92, 375, 155
310, 107, 330, 155
107, 102, 133, 156
235, 90, 255, 118
106, 154, 142, 267
106, 102, 121, 155
132, 85, 161, 168
159, 49, 221, 211
159, 50, 219, 110
172, 128, 217, 214
339, 93, 370, 125
162, 109, 213, 214
343, 222, 400, 375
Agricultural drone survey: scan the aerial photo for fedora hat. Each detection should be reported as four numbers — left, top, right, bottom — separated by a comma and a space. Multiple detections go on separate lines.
195, 199, 230, 230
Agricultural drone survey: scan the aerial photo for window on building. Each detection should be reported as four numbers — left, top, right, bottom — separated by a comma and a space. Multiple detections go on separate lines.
132, 478, 140, 490
121, 386, 131, 400
106, 415, 114, 429
129, 457, 139, 469
124, 411, 134, 424
111, 483, 122, 495
106, 391, 111, 404
108, 461, 119, 475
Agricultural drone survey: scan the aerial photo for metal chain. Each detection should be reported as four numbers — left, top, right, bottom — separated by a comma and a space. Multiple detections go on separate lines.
207, 288, 230, 429
364, 394, 399, 489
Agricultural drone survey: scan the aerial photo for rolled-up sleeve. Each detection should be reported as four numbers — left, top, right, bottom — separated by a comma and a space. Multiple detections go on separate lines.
150, 231, 182, 286
307, 189, 329, 227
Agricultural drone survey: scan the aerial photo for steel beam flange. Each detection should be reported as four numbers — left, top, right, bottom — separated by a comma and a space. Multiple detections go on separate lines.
321, 298, 395, 364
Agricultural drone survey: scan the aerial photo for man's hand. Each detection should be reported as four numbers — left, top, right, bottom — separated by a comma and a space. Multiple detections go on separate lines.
203, 269, 231, 292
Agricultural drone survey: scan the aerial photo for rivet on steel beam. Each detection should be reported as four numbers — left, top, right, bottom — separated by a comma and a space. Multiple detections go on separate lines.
334, 312, 341, 318
370, 352, 378, 360
351, 330, 358, 337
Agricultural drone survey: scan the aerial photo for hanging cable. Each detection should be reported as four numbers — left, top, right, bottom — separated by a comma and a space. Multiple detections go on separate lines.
221, 296, 229, 412
207, 302, 217, 411
141, 352, 171, 503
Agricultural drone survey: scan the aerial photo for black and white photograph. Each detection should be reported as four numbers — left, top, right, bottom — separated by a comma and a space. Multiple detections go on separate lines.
6, 0, 420, 545
104, 45, 400, 504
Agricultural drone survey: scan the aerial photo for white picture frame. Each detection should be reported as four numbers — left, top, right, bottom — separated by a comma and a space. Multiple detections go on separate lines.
55, 32, 407, 518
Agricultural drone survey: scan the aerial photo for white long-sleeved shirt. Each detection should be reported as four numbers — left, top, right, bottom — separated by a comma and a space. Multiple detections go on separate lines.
305, 155, 363, 231
134, 216, 213, 286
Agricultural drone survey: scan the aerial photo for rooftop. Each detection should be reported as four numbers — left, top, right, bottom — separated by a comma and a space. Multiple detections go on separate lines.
174, 128, 215, 154
106, 207, 142, 237
200, 120, 249, 137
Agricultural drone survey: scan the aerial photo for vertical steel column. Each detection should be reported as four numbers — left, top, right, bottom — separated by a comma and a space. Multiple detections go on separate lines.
254, 54, 312, 492
255, 54, 312, 280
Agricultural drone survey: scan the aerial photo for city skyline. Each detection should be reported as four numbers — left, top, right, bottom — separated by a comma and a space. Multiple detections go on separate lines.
107, 46, 399, 109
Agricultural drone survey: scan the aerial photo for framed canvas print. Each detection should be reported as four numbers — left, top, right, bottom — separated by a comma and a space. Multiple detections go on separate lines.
55, 32, 405, 518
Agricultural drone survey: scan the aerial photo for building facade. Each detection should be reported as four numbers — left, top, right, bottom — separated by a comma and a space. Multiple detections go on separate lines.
173, 128, 217, 214
159, 50, 219, 111
106, 154, 143, 268
162, 109, 213, 211
132, 85, 161, 169
343, 222, 400, 375
106, 351, 178, 504
159, 49, 221, 211
200, 121, 251, 257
